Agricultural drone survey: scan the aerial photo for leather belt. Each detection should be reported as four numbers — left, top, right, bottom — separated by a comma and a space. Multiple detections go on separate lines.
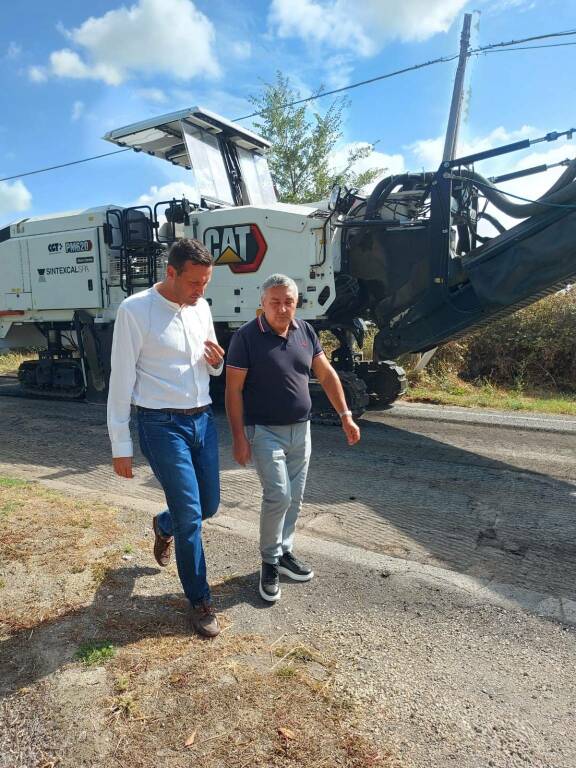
137, 405, 209, 416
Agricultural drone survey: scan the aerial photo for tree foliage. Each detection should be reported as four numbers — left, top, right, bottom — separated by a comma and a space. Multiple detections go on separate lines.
249, 72, 383, 203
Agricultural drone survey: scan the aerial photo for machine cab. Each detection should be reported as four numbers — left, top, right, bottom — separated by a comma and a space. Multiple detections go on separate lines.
104, 107, 277, 209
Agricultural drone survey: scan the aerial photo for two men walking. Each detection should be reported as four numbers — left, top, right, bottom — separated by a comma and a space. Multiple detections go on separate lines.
107, 238, 360, 636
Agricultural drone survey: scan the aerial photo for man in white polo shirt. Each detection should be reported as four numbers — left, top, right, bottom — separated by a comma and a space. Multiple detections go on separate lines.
107, 238, 224, 638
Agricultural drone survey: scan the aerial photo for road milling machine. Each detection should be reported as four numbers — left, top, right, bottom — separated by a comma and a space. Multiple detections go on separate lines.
1, 106, 575, 418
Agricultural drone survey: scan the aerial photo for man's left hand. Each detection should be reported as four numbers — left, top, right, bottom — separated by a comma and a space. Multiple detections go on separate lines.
204, 340, 225, 367
341, 415, 361, 446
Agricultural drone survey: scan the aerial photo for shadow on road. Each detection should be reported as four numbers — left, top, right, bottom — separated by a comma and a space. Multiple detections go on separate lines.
0, 396, 574, 604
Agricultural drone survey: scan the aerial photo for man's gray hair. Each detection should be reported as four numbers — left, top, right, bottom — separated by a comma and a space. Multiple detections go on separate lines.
260, 274, 299, 298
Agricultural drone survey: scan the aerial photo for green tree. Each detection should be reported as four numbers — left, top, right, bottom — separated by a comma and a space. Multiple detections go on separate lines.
249, 72, 383, 204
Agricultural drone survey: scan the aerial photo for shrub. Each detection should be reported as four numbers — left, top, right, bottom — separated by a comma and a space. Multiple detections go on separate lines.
430, 290, 576, 392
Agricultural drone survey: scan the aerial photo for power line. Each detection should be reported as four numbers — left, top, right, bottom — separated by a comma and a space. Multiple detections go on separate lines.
478, 41, 576, 54
469, 28, 576, 53
1, 27, 575, 185
235, 28, 576, 120
233, 53, 461, 121
0, 149, 131, 184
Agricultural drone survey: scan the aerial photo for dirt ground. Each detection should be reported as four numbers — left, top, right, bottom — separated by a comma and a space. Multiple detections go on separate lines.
1, 475, 576, 768
0, 478, 399, 768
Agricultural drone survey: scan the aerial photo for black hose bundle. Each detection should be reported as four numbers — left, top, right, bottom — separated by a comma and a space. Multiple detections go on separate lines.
364, 173, 434, 220
459, 158, 576, 218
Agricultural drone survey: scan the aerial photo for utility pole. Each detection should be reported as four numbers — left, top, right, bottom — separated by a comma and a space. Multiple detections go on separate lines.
442, 12, 473, 162
414, 13, 473, 373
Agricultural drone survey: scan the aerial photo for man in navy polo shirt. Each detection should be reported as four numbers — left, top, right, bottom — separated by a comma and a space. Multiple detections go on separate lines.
225, 273, 361, 602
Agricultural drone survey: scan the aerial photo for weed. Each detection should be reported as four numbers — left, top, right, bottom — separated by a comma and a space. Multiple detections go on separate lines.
110, 693, 140, 719
122, 544, 133, 554
0, 477, 29, 488
0, 578, 5, 589
114, 674, 131, 693
274, 644, 330, 667
1, 500, 25, 515
275, 665, 297, 679
75, 641, 115, 666
91, 561, 110, 586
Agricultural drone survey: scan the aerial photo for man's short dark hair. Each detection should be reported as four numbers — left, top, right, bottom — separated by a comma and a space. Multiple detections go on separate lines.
167, 238, 212, 273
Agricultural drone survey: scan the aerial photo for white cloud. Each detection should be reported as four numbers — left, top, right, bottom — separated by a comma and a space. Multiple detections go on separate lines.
230, 41, 252, 60
0, 180, 32, 216
329, 142, 405, 191
486, 0, 536, 12
171, 89, 253, 122
408, 125, 536, 169
137, 181, 198, 206
136, 88, 167, 103
29, 0, 220, 86
6, 42, 22, 60
71, 100, 85, 121
322, 54, 355, 91
269, 0, 468, 56
28, 65, 48, 83
48, 48, 122, 84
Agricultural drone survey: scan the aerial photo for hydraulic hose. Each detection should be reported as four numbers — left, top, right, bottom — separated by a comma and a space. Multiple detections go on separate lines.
458, 158, 576, 218
477, 210, 506, 234
364, 173, 433, 220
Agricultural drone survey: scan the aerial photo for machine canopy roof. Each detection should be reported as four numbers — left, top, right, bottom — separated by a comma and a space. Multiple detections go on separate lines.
103, 107, 271, 168
103, 107, 275, 206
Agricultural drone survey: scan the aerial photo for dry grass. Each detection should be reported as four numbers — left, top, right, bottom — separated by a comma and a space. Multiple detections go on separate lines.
0, 478, 401, 768
0, 689, 60, 768
0, 351, 35, 376
0, 477, 122, 630
105, 632, 397, 768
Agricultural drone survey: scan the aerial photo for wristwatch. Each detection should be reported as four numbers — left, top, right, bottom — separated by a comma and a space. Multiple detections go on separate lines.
338, 409, 352, 418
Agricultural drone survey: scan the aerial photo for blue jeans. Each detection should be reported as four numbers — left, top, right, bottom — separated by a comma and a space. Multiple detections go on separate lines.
246, 422, 312, 564
137, 408, 220, 605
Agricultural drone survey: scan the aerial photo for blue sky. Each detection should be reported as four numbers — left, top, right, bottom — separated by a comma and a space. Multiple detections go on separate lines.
0, 0, 574, 226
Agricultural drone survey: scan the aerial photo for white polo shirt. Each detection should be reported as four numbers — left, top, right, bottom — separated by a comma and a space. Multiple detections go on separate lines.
107, 286, 222, 458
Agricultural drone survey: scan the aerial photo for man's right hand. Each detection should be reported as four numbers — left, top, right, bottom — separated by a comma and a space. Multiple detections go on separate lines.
113, 457, 134, 478
233, 435, 251, 466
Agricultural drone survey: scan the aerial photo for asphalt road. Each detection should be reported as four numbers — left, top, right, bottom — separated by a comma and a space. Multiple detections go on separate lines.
0, 392, 574, 605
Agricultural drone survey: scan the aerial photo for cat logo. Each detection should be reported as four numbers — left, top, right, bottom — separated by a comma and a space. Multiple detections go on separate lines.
203, 224, 267, 274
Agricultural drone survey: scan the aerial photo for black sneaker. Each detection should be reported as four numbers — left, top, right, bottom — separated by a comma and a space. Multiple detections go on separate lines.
259, 561, 281, 602
278, 552, 314, 582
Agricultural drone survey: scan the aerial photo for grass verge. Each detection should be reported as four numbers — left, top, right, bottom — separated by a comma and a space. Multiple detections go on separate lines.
406, 373, 576, 415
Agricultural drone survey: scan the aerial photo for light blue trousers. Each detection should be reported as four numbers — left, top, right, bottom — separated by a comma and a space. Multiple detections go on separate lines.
246, 422, 312, 564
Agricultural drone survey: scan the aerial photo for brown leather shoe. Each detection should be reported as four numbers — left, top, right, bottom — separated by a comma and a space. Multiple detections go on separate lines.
152, 515, 173, 567
190, 600, 220, 638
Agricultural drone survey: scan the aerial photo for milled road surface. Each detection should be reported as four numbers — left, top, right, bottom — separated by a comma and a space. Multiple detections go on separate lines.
0, 391, 574, 605
1, 392, 576, 767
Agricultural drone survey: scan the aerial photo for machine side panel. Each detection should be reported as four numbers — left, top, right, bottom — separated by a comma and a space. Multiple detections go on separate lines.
27, 228, 104, 310
194, 207, 336, 322
1, 240, 33, 311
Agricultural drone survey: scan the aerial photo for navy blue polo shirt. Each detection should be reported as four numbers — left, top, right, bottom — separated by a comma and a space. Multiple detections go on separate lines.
226, 314, 324, 426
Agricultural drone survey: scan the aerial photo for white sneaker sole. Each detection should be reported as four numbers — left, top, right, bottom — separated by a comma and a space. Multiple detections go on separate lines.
259, 576, 281, 602
277, 565, 314, 582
